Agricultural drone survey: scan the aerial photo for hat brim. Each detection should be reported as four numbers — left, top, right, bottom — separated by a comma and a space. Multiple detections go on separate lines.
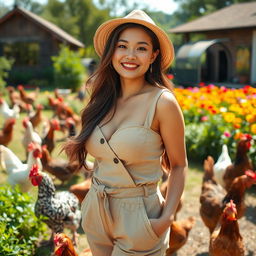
93, 18, 174, 71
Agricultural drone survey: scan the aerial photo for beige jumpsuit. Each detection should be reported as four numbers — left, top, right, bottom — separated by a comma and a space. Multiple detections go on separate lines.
82, 89, 170, 256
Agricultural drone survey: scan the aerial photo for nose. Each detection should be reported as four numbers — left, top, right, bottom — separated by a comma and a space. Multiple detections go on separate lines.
126, 48, 136, 59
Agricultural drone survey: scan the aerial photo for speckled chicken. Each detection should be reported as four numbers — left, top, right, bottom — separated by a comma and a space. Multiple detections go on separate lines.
29, 164, 81, 244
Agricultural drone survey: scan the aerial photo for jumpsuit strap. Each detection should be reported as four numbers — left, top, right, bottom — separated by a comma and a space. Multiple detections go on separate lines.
144, 88, 169, 128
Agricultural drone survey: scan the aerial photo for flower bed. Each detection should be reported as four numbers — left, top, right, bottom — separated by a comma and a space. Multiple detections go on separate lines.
174, 84, 256, 166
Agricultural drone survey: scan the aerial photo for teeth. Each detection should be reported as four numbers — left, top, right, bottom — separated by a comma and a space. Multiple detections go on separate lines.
122, 63, 137, 68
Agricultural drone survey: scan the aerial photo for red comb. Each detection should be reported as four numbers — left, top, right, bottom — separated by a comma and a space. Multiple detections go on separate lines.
27, 142, 35, 152
245, 170, 256, 180
29, 164, 39, 178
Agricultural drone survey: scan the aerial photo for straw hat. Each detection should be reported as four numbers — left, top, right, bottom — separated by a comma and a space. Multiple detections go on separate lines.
93, 10, 174, 70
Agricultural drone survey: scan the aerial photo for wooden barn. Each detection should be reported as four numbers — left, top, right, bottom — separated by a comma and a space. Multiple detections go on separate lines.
0, 6, 84, 86
170, 2, 256, 86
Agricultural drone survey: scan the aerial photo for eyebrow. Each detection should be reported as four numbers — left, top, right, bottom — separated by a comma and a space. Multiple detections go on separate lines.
118, 39, 149, 45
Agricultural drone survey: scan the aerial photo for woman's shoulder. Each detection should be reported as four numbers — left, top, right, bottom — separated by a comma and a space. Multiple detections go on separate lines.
156, 88, 181, 116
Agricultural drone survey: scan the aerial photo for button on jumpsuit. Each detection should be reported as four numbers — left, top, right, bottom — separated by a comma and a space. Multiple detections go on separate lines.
82, 89, 170, 256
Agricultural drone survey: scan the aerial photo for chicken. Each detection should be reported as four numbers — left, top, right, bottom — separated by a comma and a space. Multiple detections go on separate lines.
22, 118, 42, 155
0, 143, 42, 192
29, 164, 81, 245
41, 145, 78, 184
29, 104, 44, 128
66, 117, 77, 137
5, 86, 21, 107
54, 233, 92, 256
41, 119, 60, 153
165, 216, 196, 256
160, 172, 184, 220
213, 144, 232, 188
69, 178, 92, 204
223, 134, 253, 190
209, 200, 245, 256
0, 98, 20, 120
17, 84, 39, 105
0, 118, 15, 146
200, 156, 256, 234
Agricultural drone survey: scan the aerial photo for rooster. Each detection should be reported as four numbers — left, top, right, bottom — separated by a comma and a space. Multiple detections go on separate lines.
41, 145, 78, 184
0, 118, 16, 146
29, 164, 81, 245
213, 144, 232, 188
0, 98, 20, 120
54, 233, 92, 256
0, 143, 42, 192
200, 156, 256, 234
223, 134, 253, 190
165, 216, 195, 255
209, 200, 245, 256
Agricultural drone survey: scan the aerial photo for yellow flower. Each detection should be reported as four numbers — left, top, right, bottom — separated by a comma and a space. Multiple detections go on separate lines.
251, 124, 256, 134
223, 112, 236, 123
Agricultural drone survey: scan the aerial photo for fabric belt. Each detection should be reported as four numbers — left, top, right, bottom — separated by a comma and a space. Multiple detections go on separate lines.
91, 177, 158, 237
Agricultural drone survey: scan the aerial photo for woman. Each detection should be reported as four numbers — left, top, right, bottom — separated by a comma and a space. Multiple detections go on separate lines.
64, 10, 187, 256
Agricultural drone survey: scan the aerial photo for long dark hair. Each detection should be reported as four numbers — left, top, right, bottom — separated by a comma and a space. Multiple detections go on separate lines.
63, 23, 173, 170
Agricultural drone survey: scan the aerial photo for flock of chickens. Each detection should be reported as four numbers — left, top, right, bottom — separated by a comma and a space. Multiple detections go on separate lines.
0, 85, 256, 256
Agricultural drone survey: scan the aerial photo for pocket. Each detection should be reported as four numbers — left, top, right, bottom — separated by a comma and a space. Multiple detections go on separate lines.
116, 198, 161, 252
141, 199, 160, 241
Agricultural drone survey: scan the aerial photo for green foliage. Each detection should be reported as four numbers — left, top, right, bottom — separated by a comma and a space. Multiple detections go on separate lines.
0, 185, 47, 256
52, 45, 86, 92
0, 56, 13, 94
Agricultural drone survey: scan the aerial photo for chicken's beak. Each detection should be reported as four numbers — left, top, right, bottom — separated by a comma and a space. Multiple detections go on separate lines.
0, 147, 6, 171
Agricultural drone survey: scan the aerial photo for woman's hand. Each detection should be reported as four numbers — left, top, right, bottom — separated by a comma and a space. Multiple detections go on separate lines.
149, 216, 174, 237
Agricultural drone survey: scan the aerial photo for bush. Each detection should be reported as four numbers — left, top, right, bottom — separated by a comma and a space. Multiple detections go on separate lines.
0, 185, 47, 256
52, 46, 86, 92
0, 57, 13, 94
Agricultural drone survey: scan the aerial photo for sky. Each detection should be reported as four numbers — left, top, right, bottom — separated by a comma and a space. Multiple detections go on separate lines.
2, 0, 178, 15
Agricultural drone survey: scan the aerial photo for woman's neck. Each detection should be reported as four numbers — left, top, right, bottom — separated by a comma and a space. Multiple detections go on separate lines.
119, 77, 147, 101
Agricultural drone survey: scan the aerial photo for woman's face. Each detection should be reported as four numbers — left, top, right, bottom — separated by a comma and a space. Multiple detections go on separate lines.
112, 27, 159, 82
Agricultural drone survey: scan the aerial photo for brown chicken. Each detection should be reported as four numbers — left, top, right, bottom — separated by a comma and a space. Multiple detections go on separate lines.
209, 200, 245, 256
160, 172, 183, 220
69, 178, 92, 204
0, 118, 16, 146
17, 85, 39, 105
165, 216, 195, 256
41, 119, 60, 153
41, 145, 79, 184
29, 104, 44, 128
223, 134, 253, 190
54, 233, 92, 256
5, 86, 21, 107
200, 156, 256, 234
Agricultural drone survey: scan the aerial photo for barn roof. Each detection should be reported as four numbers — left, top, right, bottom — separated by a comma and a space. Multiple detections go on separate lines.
0, 6, 84, 48
170, 2, 256, 33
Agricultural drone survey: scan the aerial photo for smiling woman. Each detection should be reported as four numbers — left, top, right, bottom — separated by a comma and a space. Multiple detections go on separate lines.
63, 9, 187, 256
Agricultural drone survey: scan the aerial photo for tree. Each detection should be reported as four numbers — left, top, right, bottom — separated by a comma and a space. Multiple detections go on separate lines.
42, 0, 109, 57
13, 0, 44, 14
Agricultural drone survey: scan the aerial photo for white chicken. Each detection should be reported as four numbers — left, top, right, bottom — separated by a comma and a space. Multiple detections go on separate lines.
0, 98, 20, 120
213, 144, 232, 188
0, 143, 42, 192
22, 118, 42, 154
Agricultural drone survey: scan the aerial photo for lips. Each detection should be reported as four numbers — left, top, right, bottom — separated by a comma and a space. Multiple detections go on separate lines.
121, 62, 139, 70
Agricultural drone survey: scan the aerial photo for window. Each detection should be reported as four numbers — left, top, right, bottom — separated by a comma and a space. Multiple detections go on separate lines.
3, 42, 40, 66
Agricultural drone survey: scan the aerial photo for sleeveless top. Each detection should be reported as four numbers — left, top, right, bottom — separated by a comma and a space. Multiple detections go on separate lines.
85, 88, 169, 188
